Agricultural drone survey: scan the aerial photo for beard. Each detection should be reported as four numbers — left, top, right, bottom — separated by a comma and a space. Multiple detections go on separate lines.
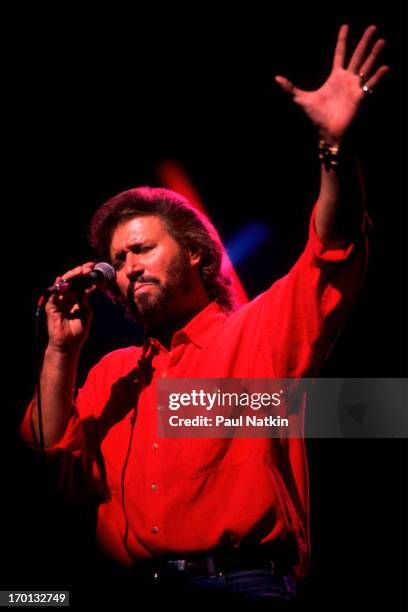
125, 249, 194, 329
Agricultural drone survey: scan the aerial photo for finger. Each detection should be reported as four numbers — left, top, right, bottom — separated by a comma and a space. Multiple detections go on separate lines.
67, 300, 92, 320
275, 75, 299, 97
332, 24, 349, 69
46, 293, 77, 315
364, 65, 390, 91
348, 24, 377, 73
53, 291, 82, 312
60, 262, 96, 281
46, 276, 63, 307
81, 261, 97, 271
359, 39, 385, 79
48, 283, 89, 311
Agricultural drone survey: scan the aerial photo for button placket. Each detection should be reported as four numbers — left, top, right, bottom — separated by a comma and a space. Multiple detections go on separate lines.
149, 420, 162, 546
146, 351, 169, 548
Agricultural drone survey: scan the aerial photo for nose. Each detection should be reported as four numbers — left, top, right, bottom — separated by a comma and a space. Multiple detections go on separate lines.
124, 252, 144, 280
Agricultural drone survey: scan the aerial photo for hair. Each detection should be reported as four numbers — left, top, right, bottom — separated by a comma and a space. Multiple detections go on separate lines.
89, 186, 237, 312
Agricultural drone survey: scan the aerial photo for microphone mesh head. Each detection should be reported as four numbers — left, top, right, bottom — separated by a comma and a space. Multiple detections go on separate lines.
94, 262, 116, 286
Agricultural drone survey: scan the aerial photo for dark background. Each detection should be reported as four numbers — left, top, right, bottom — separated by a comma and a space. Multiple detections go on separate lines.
4, 2, 407, 609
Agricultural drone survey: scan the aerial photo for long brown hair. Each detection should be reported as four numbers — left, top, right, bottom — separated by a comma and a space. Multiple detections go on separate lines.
89, 186, 237, 312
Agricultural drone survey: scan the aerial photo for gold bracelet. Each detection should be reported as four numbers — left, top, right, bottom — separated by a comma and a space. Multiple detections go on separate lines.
318, 139, 340, 171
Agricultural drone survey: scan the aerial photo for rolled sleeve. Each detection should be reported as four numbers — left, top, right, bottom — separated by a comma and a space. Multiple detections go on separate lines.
307, 205, 370, 266
19, 399, 85, 455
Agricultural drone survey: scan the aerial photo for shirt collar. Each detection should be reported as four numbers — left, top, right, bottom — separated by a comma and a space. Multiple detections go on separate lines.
149, 301, 227, 352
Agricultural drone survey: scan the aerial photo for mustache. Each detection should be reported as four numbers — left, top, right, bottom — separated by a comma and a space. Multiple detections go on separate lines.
136, 277, 159, 285
133, 276, 159, 286
126, 277, 160, 303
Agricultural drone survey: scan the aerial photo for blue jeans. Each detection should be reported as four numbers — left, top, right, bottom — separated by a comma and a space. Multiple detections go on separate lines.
147, 567, 297, 605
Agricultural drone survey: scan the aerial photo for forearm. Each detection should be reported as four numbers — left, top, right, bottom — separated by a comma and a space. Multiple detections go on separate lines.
32, 346, 81, 448
315, 140, 366, 249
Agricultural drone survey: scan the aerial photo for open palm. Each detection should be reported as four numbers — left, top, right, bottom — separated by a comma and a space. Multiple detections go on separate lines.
275, 25, 389, 144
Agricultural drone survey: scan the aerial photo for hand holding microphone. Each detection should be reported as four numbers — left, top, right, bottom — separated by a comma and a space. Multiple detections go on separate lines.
45, 262, 116, 354
46, 261, 116, 294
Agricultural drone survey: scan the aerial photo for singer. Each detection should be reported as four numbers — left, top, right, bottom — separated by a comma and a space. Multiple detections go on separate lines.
20, 25, 388, 606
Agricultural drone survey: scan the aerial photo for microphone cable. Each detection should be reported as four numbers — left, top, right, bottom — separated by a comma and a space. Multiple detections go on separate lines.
34, 294, 46, 453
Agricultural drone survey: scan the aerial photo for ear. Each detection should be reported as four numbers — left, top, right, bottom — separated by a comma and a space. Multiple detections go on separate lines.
188, 248, 201, 267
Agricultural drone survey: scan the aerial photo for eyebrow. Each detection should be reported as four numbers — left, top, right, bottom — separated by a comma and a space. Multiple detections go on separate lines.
111, 241, 151, 261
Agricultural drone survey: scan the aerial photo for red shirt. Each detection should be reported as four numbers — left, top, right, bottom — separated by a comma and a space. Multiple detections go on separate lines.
21, 208, 367, 580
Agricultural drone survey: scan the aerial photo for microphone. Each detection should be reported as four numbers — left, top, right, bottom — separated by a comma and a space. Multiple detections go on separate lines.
46, 262, 116, 294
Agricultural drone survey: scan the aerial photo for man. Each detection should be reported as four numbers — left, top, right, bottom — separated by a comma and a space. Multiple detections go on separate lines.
21, 25, 388, 605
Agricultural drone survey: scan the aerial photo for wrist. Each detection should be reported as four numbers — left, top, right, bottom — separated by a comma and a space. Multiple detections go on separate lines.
318, 139, 340, 171
44, 345, 81, 368
319, 136, 343, 148
318, 129, 343, 148
318, 132, 357, 172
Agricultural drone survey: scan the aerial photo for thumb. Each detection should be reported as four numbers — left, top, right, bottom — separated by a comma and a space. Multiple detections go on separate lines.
275, 75, 298, 97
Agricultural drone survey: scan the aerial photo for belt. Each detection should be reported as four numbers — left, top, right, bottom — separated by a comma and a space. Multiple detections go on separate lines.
134, 552, 292, 582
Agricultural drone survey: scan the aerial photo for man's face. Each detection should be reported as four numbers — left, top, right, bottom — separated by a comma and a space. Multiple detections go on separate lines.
109, 215, 197, 326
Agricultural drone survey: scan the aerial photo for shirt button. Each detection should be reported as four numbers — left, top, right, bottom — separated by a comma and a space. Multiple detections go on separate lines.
152, 526, 159, 535
152, 443, 159, 450
151, 484, 158, 492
